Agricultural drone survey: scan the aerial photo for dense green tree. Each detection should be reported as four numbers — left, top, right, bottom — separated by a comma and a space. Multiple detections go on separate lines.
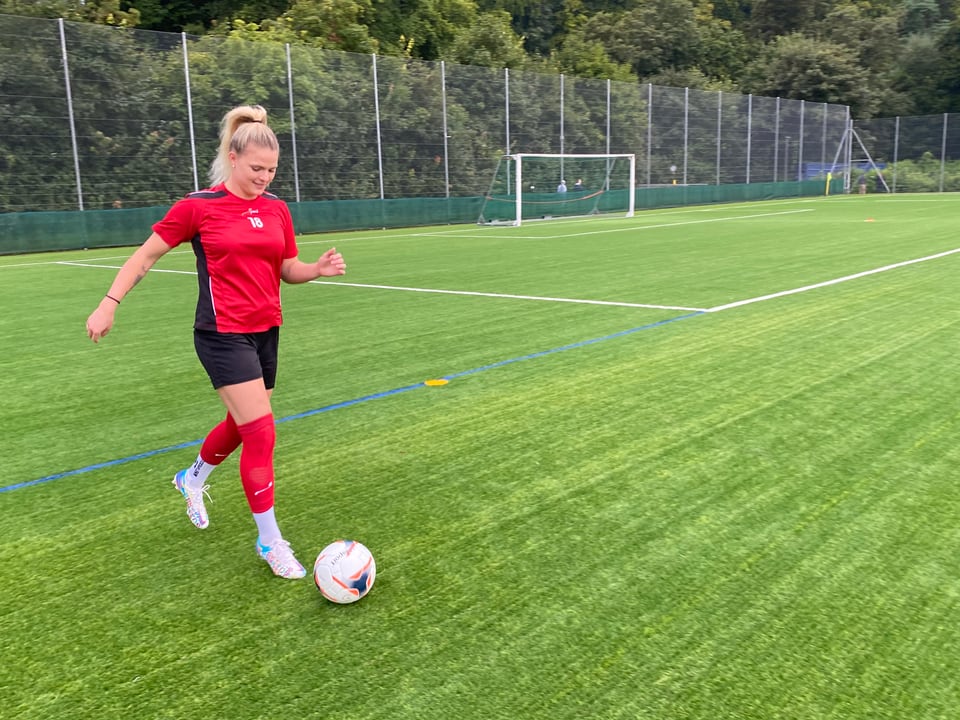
807, 3, 904, 117
368, 0, 477, 59
570, 0, 750, 83
248, 0, 379, 53
447, 10, 528, 68
3, 0, 960, 160
889, 31, 943, 113
644, 66, 737, 91
693, 4, 753, 81
550, 32, 635, 81
748, 0, 829, 40
118, 0, 291, 33
891, 20, 960, 113
815, 3, 901, 69
742, 33, 877, 117
934, 23, 960, 111
121, 0, 209, 32
710, 0, 751, 25
579, 0, 700, 78
900, 0, 946, 33
0, 0, 140, 25
477, 0, 565, 55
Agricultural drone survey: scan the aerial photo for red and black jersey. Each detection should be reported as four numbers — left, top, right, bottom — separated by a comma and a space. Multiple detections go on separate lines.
153, 184, 299, 333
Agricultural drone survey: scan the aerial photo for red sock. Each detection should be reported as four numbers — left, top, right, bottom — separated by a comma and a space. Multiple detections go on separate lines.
237, 414, 276, 514
199, 413, 242, 465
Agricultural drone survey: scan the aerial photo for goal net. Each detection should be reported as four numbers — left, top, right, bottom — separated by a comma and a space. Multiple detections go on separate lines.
478, 153, 636, 226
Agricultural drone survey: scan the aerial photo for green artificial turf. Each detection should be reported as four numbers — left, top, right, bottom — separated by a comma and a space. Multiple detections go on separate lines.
3, 195, 960, 719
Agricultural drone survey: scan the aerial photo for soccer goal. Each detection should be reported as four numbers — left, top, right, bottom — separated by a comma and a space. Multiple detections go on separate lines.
477, 153, 636, 226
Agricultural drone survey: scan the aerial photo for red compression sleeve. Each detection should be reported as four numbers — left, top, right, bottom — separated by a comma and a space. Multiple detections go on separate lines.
199, 413, 242, 465
237, 414, 276, 514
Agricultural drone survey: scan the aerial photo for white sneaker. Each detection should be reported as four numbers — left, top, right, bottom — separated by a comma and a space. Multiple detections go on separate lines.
256, 537, 306, 579
172, 469, 210, 529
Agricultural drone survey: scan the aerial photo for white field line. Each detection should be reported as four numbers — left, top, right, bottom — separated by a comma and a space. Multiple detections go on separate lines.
1, 248, 196, 269
408, 208, 814, 241
55, 247, 960, 316
55, 260, 705, 311
307, 280, 708, 312
56, 261, 195, 275
706, 247, 960, 312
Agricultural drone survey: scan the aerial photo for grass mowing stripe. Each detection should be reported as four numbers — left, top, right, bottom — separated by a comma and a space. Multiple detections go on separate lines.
0, 440, 202, 493
8, 196, 960, 719
2, 311, 702, 494
410, 208, 815, 241
443, 311, 704, 380
708, 246, 960, 312
21, 225, 960, 492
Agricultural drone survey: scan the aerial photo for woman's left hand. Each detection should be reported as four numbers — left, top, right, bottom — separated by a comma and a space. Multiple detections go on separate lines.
316, 248, 346, 277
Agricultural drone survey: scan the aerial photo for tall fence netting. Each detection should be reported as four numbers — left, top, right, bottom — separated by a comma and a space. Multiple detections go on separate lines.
0, 15, 851, 212
3, 14, 955, 253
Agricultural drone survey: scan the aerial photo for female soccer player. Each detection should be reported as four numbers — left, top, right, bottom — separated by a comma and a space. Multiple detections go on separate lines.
85, 105, 345, 580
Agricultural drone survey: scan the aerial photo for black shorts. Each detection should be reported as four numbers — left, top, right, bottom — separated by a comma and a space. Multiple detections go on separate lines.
193, 327, 280, 390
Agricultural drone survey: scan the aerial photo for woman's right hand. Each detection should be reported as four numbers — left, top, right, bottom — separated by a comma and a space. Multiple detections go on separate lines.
86, 299, 118, 343
82, 233, 172, 344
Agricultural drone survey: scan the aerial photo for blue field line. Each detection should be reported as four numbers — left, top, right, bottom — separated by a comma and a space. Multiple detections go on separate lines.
3, 311, 704, 495
3, 441, 203, 494
275, 382, 431, 424
444, 312, 703, 380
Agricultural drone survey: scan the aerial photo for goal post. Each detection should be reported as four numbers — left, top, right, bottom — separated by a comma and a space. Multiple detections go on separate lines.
478, 153, 636, 227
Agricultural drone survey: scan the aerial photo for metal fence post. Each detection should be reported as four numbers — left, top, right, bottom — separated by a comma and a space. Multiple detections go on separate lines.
441, 61, 450, 199
746, 93, 753, 184
821, 102, 828, 174
798, 100, 805, 181
774, 97, 781, 182
683, 87, 689, 185
844, 111, 853, 191
645, 83, 653, 187
560, 73, 565, 182
605, 79, 611, 156
716, 91, 722, 186
58, 19, 83, 211
286, 43, 301, 203
181, 32, 198, 191
892, 116, 901, 193
940, 112, 948, 193
504, 67, 510, 157
371, 53, 384, 202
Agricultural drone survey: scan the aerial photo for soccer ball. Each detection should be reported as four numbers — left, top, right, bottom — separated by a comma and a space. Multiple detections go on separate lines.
313, 540, 376, 604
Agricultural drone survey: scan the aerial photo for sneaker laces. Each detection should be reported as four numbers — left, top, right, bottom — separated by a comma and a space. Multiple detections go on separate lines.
268, 539, 296, 563
184, 483, 211, 505
182, 482, 210, 528
260, 539, 305, 578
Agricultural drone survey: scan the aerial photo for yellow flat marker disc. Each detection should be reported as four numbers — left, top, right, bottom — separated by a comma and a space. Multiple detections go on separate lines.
424, 379, 449, 386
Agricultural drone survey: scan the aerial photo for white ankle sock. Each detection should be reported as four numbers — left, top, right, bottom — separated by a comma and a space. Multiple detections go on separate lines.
185, 454, 216, 489
253, 507, 282, 546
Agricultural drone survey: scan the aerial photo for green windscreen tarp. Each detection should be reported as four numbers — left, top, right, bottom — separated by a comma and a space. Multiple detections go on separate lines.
0, 179, 843, 255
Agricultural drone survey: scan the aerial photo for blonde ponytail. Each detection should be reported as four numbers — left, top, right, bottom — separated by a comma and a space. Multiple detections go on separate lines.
208, 105, 280, 186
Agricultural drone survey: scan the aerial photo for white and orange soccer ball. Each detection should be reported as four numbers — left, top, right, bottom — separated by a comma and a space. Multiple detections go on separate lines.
313, 540, 376, 604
